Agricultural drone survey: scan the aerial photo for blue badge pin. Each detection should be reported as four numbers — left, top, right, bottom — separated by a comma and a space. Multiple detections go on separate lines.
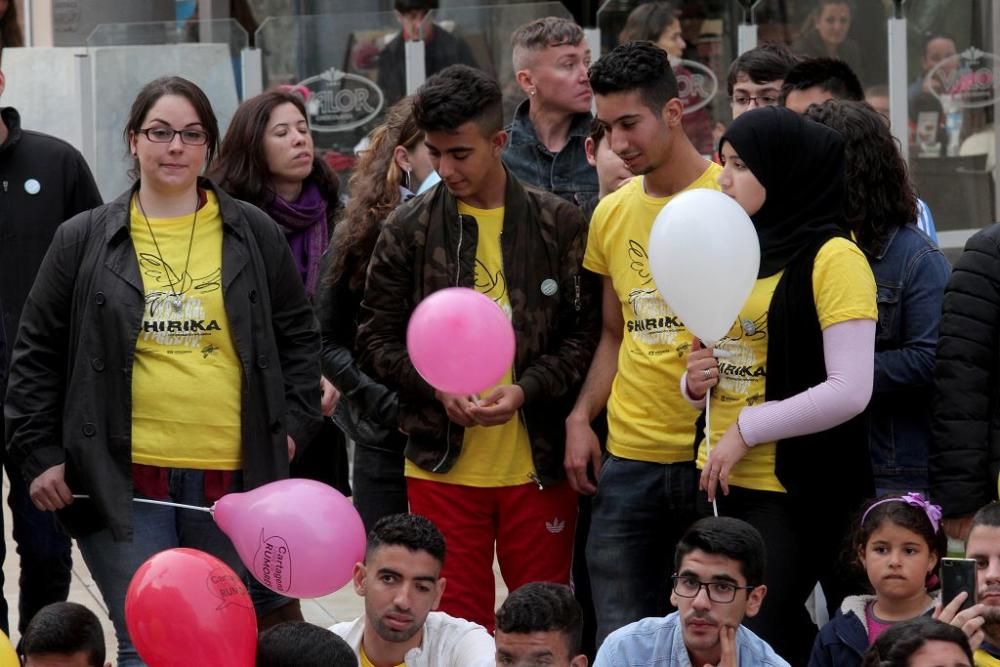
24, 179, 40, 195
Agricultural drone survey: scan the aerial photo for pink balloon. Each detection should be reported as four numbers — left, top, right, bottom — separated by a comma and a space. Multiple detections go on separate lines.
406, 287, 516, 395
212, 480, 366, 599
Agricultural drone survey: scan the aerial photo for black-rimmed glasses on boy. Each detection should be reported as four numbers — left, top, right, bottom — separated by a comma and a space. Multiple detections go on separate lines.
138, 127, 209, 146
671, 575, 755, 603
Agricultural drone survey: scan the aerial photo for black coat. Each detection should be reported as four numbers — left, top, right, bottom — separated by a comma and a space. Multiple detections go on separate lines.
930, 223, 1000, 517
4, 179, 322, 540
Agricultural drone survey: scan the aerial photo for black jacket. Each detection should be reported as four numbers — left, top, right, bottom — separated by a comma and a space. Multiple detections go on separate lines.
930, 224, 1000, 517
357, 176, 601, 485
4, 179, 322, 540
376, 25, 478, 108
0, 107, 102, 386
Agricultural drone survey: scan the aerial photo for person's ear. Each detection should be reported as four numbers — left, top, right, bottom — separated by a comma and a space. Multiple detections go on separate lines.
0, 70, 7, 99
745, 584, 767, 618
584, 136, 597, 166
515, 69, 535, 97
492, 129, 508, 154
352, 562, 367, 596
129, 130, 138, 157
393, 144, 412, 173
662, 98, 685, 127
433, 576, 446, 610
570, 654, 589, 667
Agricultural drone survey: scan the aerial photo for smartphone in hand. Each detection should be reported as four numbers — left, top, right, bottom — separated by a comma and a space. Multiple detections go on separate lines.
940, 557, 978, 611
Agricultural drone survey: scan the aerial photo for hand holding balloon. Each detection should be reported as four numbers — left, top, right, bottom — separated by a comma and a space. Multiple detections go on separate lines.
436, 390, 478, 426
686, 340, 719, 400
468, 385, 524, 426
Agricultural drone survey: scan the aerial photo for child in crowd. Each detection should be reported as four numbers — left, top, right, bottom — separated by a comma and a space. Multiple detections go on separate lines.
256, 621, 357, 667
809, 493, 946, 666
20, 602, 109, 667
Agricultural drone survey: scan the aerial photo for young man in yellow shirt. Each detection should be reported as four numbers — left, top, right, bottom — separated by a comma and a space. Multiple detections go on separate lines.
564, 41, 723, 646
358, 64, 600, 633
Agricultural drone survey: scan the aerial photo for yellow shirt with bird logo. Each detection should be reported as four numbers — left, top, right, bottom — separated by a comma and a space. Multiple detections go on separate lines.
405, 201, 535, 487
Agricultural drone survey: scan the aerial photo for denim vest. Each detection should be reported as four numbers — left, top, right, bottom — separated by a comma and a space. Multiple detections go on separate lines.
868, 224, 951, 491
502, 99, 598, 207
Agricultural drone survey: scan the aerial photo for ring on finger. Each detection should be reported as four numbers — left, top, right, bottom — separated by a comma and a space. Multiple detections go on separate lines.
702, 368, 712, 380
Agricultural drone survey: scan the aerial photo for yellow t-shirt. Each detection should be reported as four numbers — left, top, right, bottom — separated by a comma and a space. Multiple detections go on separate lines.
130, 191, 243, 470
584, 164, 723, 463
695, 237, 877, 491
405, 201, 535, 487
976, 650, 1000, 667
360, 644, 405, 667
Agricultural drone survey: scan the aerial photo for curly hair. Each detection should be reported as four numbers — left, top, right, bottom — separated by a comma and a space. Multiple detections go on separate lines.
326, 96, 423, 292
803, 100, 917, 256
413, 64, 503, 136
365, 513, 445, 566
589, 41, 678, 115
861, 617, 972, 667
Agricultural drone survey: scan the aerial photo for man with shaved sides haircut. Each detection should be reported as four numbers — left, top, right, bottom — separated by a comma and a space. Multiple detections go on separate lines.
358, 64, 600, 633
330, 514, 495, 666
566, 40, 723, 647
503, 17, 598, 206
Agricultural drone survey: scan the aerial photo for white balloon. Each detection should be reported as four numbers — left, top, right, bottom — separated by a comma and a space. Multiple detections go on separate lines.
647, 189, 761, 346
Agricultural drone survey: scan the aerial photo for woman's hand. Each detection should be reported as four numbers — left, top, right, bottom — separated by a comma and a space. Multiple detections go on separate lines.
320, 376, 339, 417
686, 339, 719, 400
29, 463, 73, 511
700, 421, 750, 502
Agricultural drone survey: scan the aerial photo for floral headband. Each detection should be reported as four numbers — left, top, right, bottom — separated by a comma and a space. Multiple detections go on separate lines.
860, 492, 942, 533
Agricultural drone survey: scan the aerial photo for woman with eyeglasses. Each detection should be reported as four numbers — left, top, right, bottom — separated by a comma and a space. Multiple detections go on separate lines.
4, 76, 322, 666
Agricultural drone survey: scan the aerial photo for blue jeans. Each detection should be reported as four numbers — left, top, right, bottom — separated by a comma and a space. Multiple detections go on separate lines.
586, 457, 699, 647
77, 469, 245, 667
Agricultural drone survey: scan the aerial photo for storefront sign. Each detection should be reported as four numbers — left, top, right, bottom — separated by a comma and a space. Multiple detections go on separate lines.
298, 68, 385, 133
927, 47, 999, 109
675, 59, 719, 114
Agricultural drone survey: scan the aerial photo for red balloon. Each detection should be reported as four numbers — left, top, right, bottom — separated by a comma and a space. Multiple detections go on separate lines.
125, 548, 257, 667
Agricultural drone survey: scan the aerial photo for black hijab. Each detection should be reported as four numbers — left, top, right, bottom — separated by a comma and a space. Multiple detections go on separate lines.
719, 106, 848, 278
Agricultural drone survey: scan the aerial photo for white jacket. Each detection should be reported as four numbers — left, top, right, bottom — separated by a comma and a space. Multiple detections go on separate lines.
330, 611, 495, 667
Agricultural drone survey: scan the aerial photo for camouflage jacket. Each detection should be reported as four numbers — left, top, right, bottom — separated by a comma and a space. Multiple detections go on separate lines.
357, 172, 600, 486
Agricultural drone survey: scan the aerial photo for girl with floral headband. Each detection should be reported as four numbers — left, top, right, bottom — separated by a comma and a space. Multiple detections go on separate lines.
810, 493, 949, 666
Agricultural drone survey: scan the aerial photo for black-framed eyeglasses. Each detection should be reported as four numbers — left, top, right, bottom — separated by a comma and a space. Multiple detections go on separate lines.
671, 575, 755, 603
138, 127, 209, 146
730, 94, 781, 108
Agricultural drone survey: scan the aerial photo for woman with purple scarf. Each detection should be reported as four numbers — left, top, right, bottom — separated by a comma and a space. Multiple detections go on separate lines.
213, 87, 346, 629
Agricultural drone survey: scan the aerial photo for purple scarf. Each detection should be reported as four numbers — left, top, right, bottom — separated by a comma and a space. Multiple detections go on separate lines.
264, 180, 329, 297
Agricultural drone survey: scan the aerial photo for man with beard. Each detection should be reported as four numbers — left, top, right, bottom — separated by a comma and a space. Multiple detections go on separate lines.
953, 503, 1000, 666
330, 514, 494, 667
595, 517, 787, 667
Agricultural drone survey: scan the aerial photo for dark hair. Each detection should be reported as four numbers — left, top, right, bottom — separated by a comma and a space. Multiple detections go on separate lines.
922, 32, 956, 58
726, 43, 800, 96
779, 58, 864, 105
413, 64, 503, 136
326, 96, 423, 292
589, 117, 606, 148
971, 502, 1000, 532
395, 0, 435, 12
212, 89, 338, 210
256, 622, 357, 667
803, 100, 918, 256
674, 517, 766, 587
618, 2, 677, 44
511, 17, 584, 71
0, 0, 23, 50
589, 41, 679, 115
21, 602, 105, 667
366, 513, 446, 566
848, 494, 946, 590
123, 76, 220, 180
495, 583, 583, 656
861, 617, 973, 667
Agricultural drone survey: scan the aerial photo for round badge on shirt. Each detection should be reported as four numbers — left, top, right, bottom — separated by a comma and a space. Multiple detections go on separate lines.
24, 179, 40, 195
540, 279, 558, 296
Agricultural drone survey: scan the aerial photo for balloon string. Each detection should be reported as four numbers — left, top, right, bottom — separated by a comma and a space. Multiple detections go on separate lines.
705, 386, 719, 517
72, 494, 212, 513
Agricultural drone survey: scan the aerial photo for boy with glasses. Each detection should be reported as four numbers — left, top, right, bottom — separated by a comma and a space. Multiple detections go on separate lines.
595, 517, 788, 667
727, 44, 799, 119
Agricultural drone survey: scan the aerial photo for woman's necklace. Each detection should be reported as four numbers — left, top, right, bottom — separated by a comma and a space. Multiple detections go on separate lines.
135, 191, 199, 312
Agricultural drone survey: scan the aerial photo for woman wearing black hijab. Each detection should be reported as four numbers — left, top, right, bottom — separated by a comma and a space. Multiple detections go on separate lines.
682, 106, 878, 663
